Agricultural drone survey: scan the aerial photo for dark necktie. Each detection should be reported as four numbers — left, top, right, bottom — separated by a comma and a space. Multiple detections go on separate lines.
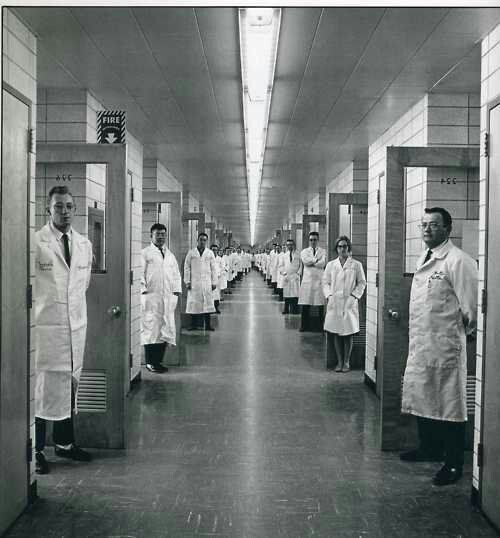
290, 251, 293, 262
157, 245, 164, 259
423, 249, 433, 264
62, 233, 71, 267
313, 248, 316, 257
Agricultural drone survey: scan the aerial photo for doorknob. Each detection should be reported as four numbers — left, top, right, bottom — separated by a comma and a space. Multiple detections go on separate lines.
107, 305, 122, 318
388, 309, 400, 320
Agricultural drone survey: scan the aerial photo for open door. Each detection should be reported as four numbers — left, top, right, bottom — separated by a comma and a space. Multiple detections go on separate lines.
326, 193, 368, 370
480, 101, 500, 529
378, 146, 479, 450
0, 89, 30, 535
36, 143, 129, 449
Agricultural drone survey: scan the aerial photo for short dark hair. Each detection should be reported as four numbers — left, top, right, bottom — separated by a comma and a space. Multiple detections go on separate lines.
198, 232, 208, 239
309, 231, 319, 238
47, 185, 73, 204
150, 223, 166, 234
286, 238, 295, 244
335, 235, 352, 252
210, 244, 218, 249
425, 207, 452, 230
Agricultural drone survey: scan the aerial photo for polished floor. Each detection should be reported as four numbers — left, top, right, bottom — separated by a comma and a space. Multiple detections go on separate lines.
6, 271, 498, 538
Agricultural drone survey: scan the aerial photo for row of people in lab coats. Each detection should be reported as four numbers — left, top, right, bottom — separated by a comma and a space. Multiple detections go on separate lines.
254, 232, 367, 372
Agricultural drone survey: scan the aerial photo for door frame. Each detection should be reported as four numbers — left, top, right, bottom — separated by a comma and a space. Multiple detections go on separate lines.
36, 143, 129, 449
478, 96, 500, 521
378, 146, 479, 450
302, 214, 327, 248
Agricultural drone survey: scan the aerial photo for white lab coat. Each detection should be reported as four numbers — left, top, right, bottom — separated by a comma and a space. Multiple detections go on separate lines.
276, 251, 286, 289
184, 247, 217, 314
212, 255, 223, 301
218, 255, 228, 290
223, 254, 232, 283
323, 257, 366, 335
279, 250, 302, 298
34, 223, 92, 421
298, 247, 326, 305
270, 250, 280, 283
141, 244, 182, 346
401, 240, 478, 422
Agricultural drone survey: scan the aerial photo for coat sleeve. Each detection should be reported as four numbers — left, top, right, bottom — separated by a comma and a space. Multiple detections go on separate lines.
141, 250, 147, 294
184, 250, 192, 285
351, 261, 367, 300
301, 249, 314, 266
171, 255, 182, 293
278, 254, 286, 275
210, 253, 217, 286
322, 262, 332, 299
449, 253, 478, 333
315, 249, 326, 269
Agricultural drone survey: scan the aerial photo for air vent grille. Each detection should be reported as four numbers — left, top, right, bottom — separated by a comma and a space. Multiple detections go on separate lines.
77, 370, 107, 413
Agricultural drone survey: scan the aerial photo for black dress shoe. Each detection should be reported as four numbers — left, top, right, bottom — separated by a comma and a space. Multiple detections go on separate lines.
400, 449, 443, 462
55, 445, 92, 462
157, 364, 168, 372
35, 452, 49, 474
216, 309, 221, 314
146, 363, 164, 373
432, 465, 462, 486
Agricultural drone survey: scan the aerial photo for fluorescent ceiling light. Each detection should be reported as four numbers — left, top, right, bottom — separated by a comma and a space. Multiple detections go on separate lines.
239, 7, 281, 246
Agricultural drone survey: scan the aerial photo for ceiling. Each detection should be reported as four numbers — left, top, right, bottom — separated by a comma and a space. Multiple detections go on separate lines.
13, 6, 500, 244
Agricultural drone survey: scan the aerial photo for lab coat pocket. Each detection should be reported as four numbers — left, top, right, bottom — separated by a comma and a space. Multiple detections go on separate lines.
425, 334, 461, 369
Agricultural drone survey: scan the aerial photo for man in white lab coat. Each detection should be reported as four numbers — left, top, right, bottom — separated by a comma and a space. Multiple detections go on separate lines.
279, 239, 302, 314
34, 186, 93, 474
184, 232, 217, 331
298, 231, 326, 331
211, 244, 222, 313
400, 207, 478, 487
141, 223, 182, 373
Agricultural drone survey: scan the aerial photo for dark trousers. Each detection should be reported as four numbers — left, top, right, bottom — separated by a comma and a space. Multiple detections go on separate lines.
144, 342, 166, 367
190, 313, 212, 329
417, 416, 465, 468
278, 288, 283, 301
35, 388, 75, 452
283, 297, 298, 313
300, 305, 324, 331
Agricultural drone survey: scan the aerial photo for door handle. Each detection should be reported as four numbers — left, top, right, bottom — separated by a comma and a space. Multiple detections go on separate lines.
107, 305, 122, 318
388, 309, 400, 320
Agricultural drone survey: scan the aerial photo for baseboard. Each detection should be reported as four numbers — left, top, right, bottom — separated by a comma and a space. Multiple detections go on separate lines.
364, 373, 376, 393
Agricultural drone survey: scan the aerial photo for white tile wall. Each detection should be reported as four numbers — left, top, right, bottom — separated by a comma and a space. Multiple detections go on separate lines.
473, 23, 500, 492
3, 8, 37, 487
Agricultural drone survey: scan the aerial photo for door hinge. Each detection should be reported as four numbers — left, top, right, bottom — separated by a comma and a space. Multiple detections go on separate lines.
375, 273, 379, 288
374, 355, 378, 371
129, 353, 133, 369
377, 189, 380, 205
130, 187, 134, 202
26, 285, 33, 309
477, 443, 484, 468
26, 438, 33, 463
130, 270, 134, 286
28, 129, 35, 154
484, 132, 489, 158
481, 288, 487, 314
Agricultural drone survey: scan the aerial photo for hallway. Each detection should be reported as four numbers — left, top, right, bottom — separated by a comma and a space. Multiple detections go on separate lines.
6, 272, 497, 538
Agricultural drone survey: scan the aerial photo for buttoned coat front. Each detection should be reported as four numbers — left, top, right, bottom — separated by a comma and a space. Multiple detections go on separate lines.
298, 246, 326, 305
34, 223, 93, 421
322, 257, 366, 335
141, 244, 182, 346
401, 241, 478, 422
279, 250, 302, 298
184, 248, 217, 314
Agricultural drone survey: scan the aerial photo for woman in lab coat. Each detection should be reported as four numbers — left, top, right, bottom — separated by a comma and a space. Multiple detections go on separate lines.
323, 235, 366, 372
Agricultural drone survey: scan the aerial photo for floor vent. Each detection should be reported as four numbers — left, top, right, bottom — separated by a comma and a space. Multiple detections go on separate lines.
77, 370, 107, 413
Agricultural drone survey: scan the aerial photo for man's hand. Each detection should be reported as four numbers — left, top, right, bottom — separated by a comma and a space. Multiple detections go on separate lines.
186, 283, 191, 290
174, 292, 181, 297
211, 285, 217, 291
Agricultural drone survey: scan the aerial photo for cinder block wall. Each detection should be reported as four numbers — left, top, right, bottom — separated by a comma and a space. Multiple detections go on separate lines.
3, 7, 37, 487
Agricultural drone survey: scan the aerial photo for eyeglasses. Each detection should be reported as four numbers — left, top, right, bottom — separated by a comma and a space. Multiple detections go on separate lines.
53, 203, 76, 213
337, 244, 349, 249
418, 222, 441, 230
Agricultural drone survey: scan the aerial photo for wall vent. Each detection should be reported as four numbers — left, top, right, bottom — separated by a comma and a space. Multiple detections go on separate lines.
466, 375, 476, 415
77, 370, 107, 413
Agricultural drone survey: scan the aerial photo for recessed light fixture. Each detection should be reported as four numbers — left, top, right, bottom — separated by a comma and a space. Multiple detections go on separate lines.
239, 7, 281, 246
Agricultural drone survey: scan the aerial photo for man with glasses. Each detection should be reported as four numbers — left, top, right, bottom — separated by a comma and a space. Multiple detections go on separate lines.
34, 185, 93, 474
141, 223, 182, 373
298, 231, 326, 331
400, 207, 478, 486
